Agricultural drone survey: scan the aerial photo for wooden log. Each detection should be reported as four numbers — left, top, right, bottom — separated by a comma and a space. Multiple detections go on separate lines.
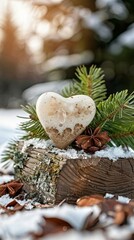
14, 141, 134, 204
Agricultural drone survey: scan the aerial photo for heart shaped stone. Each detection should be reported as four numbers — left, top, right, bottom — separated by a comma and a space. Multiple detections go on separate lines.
36, 92, 96, 149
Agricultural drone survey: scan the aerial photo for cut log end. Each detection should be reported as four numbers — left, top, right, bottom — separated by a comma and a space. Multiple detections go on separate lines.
14, 141, 134, 204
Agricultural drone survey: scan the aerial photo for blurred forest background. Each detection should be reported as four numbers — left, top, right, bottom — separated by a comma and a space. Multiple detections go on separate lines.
0, 0, 134, 108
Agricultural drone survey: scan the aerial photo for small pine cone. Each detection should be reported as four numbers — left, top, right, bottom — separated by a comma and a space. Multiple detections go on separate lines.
75, 127, 110, 154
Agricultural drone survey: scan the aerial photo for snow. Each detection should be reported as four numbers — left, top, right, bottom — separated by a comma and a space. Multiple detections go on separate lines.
0, 193, 34, 210
41, 204, 100, 230
105, 193, 114, 199
0, 108, 26, 172
94, 146, 134, 160
0, 197, 132, 239
44, 230, 107, 240
0, 201, 100, 239
0, 109, 25, 146
20, 138, 134, 161
0, 175, 14, 184
105, 193, 130, 204
117, 195, 130, 204
107, 226, 132, 240
0, 194, 15, 206
0, 209, 43, 239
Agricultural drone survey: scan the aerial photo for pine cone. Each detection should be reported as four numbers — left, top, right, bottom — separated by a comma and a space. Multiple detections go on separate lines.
75, 127, 110, 153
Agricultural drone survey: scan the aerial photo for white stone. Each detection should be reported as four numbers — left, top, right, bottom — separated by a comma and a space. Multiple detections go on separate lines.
36, 92, 96, 148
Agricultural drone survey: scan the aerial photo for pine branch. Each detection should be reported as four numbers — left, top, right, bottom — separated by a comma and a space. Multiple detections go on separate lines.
110, 130, 134, 149
1, 141, 18, 162
61, 65, 107, 104
1, 140, 28, 171
19, 105, 49, 140
91, 90, 134, 149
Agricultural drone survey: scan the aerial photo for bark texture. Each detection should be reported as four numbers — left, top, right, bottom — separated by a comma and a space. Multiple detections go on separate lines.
14, 142, 134, 204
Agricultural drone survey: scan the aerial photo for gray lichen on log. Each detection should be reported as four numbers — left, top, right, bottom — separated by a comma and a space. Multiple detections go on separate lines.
15, 142, 67, 203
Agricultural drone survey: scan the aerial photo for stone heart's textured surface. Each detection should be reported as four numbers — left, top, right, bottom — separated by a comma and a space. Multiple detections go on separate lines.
36, 92, 96, 148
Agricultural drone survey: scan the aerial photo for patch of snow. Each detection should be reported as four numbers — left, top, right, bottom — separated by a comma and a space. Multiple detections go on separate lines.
55, 148, 90, 159
0, 199, 133, 239
42, 204, 101, 230
44, 230, 107, 240
117, 196, 130, 204
94, 146, 134, 160
105, 193, 114, 199
21, 139, 91, 159
17, 199, 34, 210
0, 108, 25, 157
0, 204, 101, 239
21, 139, 53, 153
0, 175, 14, 184
0, 160, 14, 174
0, 109, 23, 131
0, 209, 44, 239
0, 194, 14, 206
0, 194, 33, 208
107, 226, 132, 240
21, 139, 134, 161
128, 216, 134, 230
0, 143, 8, 157
105, 193, 131, 203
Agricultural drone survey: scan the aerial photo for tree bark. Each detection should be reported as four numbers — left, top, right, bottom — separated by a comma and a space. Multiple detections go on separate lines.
15, 141, 134, 204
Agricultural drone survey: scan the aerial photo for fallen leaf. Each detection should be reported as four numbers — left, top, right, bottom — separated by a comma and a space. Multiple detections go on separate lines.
77, 195, 104, 207
31, 217, 72, 239
6, 199, 24, 211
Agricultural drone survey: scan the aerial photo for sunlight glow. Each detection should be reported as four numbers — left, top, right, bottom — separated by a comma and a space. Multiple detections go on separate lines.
10, 1, 34, 38
36, 21, 51, 38
28, 36, 43, 53
33, 0, 63, 4
0, 0, 49, 59
0, 0, 86, 67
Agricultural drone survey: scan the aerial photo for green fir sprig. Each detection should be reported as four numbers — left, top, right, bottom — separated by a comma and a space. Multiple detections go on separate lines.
62, 65, 107, 105
19, 105, 48, 140
19, 65, 107, 141
2, 65, 134, 162
91, 90, 134, 149
2, 141, 19, 162
18, 66, 134, 149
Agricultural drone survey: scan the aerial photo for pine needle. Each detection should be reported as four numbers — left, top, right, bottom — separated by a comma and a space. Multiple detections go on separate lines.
91, 90, 134, 149
2, 65, 134, 156
19, 105, 49, 140
1, 140, 18, 162
62, 65, 107, 105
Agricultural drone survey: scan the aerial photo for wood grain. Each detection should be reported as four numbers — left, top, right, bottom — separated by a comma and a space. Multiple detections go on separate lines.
15, 142, 134, 204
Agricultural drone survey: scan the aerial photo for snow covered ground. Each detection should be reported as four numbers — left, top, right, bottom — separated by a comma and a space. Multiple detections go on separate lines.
0, 108, 25, 156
